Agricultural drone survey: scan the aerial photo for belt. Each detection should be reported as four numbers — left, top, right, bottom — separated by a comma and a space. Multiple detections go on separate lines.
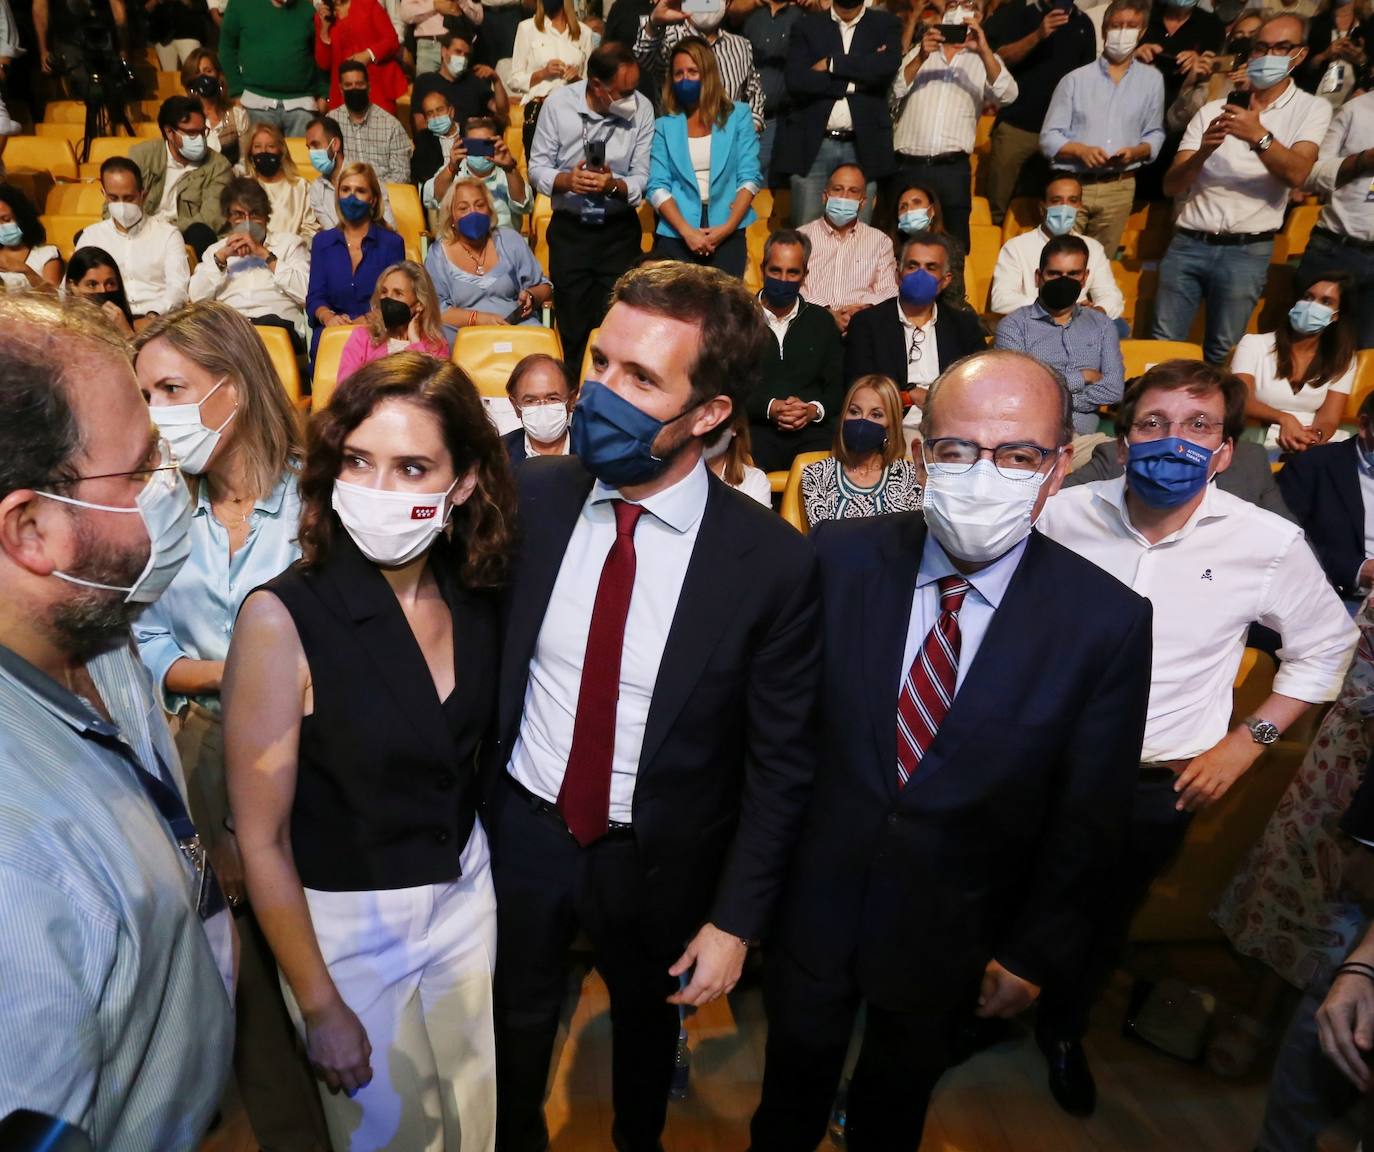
901, 150, 967, 166
824, 129, 855, 141
1312, 225, 1374, 252
1139, 759, 1189, 782
505, 773, 635, 841
1054, 167, 1135, 185
1178, 226, 1278, 246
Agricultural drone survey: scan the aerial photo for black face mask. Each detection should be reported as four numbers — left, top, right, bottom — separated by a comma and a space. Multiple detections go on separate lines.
1038, 274, 1082, 312
187, 74, 221, 99
544, 0, 564, 14
379, 297, 413, 330
343, 88, 371, 114
86, 288, 121, 307
250, 152, 283, 177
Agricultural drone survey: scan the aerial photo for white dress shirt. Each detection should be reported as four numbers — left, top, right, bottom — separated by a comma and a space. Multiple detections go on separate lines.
155, 143, 193, 222
523, 433, 571, 457
75, 216, 190, 316
1037, 477, 1358, 762
507, 16, 594, 102
825, 4, 865, 132
988, 225, 1124, 319
508, 461, 709, 823
189, 231, 311, 336
1307, 90, 1374, 244
892, 45, 1016, 157
1176, 82, 1332, 235
901, 534, 1029, 698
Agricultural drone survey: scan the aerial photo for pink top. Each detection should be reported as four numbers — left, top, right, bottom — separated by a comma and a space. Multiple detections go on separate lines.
337, 327, 450, 383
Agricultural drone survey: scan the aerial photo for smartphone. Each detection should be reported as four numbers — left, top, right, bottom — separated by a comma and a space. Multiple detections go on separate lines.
1227, 36, 1252, 60
585, 137, 607, 169
1226, 89, 1251, 108
503, 304, 526, 324
1211, 52, 1236, 73
937, 22, 968, 43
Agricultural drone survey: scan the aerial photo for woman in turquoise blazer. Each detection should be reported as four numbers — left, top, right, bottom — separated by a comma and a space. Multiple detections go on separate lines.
646, 36, 761, 278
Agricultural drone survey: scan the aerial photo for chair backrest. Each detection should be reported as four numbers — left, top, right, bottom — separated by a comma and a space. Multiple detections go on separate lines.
531, 193, 553, 277
4, 136, 78, 181
780, 451, 830, 534
79, 137, 134, 181
578, 326, 598, 391
1001, 196, 1040, 243
311, 324, 364, 412
286, 137, 318, 181
43, 100, 88, 125
1344, 349, 1374, 424
40, 214, 101, 260
44, 181, 106, 216
385, 183, 425, 262
452, 324, 563, 398
35, 123, 86, 144
254, 325, 304, 408
1119, 339, 1205, 381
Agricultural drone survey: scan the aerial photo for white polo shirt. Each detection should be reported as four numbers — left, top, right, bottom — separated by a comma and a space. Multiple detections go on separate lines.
1037, 476, 1357, 762
1308, 90, 1374, 244
1176, 80, 1332, 235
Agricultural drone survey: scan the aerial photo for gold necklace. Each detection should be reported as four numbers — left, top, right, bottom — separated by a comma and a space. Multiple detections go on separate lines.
457, 240, 487, 275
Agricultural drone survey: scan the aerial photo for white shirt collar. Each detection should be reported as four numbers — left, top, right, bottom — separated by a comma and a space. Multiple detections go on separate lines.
525, 433, 570, 458
898, 299, 938, 330
590, 458, 710, 535
831, 2, 866, 28
916, 532, 1027, 609
759, 292, 801, 325
165, 142, 189, 172
1092, 474, 1228, 547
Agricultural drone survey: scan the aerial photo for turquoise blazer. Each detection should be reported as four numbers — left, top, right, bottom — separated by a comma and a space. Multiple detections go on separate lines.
647, 100, 762, 238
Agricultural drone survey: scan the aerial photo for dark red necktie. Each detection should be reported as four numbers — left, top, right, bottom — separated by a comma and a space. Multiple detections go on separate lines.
558, 499, 645, 846
895, 576, 970, 788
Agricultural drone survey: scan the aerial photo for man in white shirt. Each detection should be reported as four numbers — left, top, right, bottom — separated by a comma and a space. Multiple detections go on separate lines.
796, 162, 897, 333
989, 172, 1126, 321
1151, 12, 1332, 364
892, 0, 1017, 249
76, 157, 190, 323
1035, 358, 1358, 1117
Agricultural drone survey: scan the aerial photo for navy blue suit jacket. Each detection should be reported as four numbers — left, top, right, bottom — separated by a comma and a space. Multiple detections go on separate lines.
1276, 438, 1365, 600
501, 427, 528, 465
772, 513, 1152, 1011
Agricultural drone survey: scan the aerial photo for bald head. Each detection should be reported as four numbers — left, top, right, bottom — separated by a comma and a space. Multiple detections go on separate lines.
921, 350, 1072, 448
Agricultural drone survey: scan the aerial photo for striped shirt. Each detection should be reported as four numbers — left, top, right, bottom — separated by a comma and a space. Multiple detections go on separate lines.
633, 20, 766, 129
797, 217, 897, 310
0, 641, 233, 1151
893, 45, 1017, 158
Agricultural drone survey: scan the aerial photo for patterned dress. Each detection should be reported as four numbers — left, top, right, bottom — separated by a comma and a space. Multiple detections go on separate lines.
1212, 598, 1374, 990
800, 458, 923, 529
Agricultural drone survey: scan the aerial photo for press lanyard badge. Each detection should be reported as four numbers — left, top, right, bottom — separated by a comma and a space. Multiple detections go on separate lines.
579, 117, 613, 225
128, 746, 226, 921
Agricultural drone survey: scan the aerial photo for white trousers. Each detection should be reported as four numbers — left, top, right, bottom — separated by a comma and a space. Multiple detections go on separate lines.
154, 38, 202, 70
282, 820, 498, 1152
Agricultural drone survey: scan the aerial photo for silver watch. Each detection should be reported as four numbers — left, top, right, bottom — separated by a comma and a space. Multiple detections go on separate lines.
1244, 716, 1280, 745
1253, 132, 1275, 154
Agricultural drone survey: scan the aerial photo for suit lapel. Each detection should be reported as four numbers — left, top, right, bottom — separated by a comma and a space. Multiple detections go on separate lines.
933, 308, 954, 374
1334, 439, 1365, 550
866, 516, 925, 801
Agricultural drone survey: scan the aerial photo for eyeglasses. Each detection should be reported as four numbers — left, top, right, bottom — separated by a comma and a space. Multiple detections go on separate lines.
907, 326, 926, 366
58, 438, 179, 486
1130, 415, 1226, 439
1250, 41, 1301, 57
923, 437, 1057, 479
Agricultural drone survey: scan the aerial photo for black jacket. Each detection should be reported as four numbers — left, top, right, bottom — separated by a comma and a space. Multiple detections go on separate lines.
1277, 437, 1366, 599
843, 296, 988, 389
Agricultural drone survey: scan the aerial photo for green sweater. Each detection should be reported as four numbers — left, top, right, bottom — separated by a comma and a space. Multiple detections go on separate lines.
220, 0, 325, 100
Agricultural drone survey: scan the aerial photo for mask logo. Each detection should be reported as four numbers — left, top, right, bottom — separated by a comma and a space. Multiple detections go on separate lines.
412, 505, 436, 520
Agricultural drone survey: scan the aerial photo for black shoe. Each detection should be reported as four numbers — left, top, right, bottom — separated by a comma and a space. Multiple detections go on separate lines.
1039, 1037, 1097, 1117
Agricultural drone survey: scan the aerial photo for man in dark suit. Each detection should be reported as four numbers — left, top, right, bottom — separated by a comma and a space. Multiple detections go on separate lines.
750, 349, 1153, 1151
501, 352, 575, 466
1277, 390, 1374, 606
774, 0, 902, 225
484, 264, 821, 1152
844, 231, 987, 424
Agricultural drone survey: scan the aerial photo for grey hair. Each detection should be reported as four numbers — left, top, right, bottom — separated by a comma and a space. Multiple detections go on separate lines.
919, 349, 1075, 447
1259, 8, 1309, 44
1103, 0, 1151, 25
762, 228, 812, 270
899, 230, 956, 273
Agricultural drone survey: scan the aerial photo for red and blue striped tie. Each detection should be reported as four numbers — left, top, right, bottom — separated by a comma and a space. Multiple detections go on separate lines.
896, 576, 970, 788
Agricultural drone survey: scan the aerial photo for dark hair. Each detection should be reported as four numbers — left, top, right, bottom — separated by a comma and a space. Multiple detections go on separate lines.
1116, 359, 1247, 443
893, 180, 945, 233
0, 183, 46, 248
827, 161, 867, 186
1039, 233, 1090, 271
761, 228, 811, 269
1274, 269, 1357, 391
297, 353, 515, 588
464, 115, 499, 134
100, 156, 143, 191
609, 263, 767, 408
1043, 172, 1083, 199
899, 230, 955, 272
588, 41, 637, 85
307, 114, 344, 144
338, 59, 370, 83
180, 47, 224, 97
922, 349, 1074, 446
157, 94, 205, 134
221, 175, 272, 221
441, 18, 478, 46
505, 352, 573, 398
64, 247, 135, 327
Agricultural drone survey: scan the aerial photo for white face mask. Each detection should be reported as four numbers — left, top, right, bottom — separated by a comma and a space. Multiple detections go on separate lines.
703, 426, 735, 461
108, 201, 144, 229
521, 402, 569, 444
149, 376, 237, 475
690, 6, 726, 32
1104, 27, 1141, 59
37, 450, 194, 604
920, 457, 1050, 565
609, 94, 638, 121
943, 6, 972, 25
331, 477, 459, 567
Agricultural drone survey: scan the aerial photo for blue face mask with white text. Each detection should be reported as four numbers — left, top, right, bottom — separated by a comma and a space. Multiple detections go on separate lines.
1125, 437, 1213, 508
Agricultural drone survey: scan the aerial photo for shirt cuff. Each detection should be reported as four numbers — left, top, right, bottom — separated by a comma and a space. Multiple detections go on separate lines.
766, 398, 776, 418
811, 401, 825, 421
648, 188, 672, 210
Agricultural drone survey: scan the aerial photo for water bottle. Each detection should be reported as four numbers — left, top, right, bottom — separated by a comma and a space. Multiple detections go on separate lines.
669, 1025, 691, 1100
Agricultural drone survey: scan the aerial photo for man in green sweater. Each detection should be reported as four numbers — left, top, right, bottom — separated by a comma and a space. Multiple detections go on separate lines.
749, 229, 847, 474
219, 0, 326, 139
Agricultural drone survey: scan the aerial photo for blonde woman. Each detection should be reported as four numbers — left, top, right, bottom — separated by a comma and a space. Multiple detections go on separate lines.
241, 120, 320, 243
703, 408, 772, 505
508, 0, 592, 106
306, 161, 405, 359
647, 37, 760, 278
423, 177, 552, 342
801, 373, 922, 528
339, 260, 451, 381
131, 302, 329, 1152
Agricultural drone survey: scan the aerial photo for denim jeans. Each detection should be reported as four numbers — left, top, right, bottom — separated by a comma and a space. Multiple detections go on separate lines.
759, 116, 779, 186
243, 100, 316, 140
788, 136, 877, 227
1300, 231, 1374, 350
1151, 231, 1272, 364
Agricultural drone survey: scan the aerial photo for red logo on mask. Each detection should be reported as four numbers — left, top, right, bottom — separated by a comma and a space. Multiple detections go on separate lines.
411, 506, 436, 520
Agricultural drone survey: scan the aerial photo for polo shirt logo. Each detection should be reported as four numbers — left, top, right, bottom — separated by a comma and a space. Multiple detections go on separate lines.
1202, 569, 1213, 581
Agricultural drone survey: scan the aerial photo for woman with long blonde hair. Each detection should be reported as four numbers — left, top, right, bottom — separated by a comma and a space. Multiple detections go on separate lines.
241, 120, 319, 243
338, 259, 451, 381
131, 302, 329, 1152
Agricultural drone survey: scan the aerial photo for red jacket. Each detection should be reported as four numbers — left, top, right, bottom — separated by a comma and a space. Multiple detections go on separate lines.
316, 0, 407, 114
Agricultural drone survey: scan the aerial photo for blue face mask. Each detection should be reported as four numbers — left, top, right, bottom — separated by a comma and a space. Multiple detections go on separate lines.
762, 275, 801, 307
1289, 299, 1335, 335
339, 194, 371, 223
898, 208, 931, 234
570, 379, 696, 487
1044, 204, 1078, 236
428, 115, 453, 136
842, 418, 888, 457
1247, 53, 1293, 89
310, 147, 337, 176
824, 196, 861, 228
898, 268, 941, 307
0, 221, 23, 247
1126, 437, 1214, 509
672, 78, 702, 108
457, 210, 491, 243
467, 155, 496, 176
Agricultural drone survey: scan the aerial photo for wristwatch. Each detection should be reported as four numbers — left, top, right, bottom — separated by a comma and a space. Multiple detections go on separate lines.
1243, 715, 1280, 745
1252, 132, 1275, 154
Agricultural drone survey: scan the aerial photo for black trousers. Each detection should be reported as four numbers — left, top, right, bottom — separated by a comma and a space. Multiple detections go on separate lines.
548, 210, 643, 380
1037, 767, 1195, 1041
476, 3, 523, 67
492, 782, 680, 1152
650, 226, 747, 278
896, 154, 972, 252
751, 946, 982, 1152
748, 419, 834, 474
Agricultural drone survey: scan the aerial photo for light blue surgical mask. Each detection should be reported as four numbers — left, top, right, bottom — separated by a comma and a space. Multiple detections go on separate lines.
0, 221, 23, 247
898, 208, 932, 234
824, 196, 861, 227
1289, 299, 1336, 334
1044, 204, 1078, 236
428, 115, 453, 136
467, 155, 496, 176
1247, 53, 1294, 90
179, 132, 208, 163
309, 147, 337, 176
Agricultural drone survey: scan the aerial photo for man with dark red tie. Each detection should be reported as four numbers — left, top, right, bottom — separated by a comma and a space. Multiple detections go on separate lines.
483, 262, 822, 1152
749, 348, 1153, 1151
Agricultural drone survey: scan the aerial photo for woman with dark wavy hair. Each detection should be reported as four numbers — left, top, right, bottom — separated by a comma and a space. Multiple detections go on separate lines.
223, 352, 515, 1151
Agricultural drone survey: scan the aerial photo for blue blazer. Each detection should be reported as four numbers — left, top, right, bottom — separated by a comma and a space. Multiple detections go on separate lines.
1276, 437, 1365, 599
648, 101, 761, 238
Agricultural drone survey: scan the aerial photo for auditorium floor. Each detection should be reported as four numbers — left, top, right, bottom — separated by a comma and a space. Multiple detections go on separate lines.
204, 944, 1364, 1151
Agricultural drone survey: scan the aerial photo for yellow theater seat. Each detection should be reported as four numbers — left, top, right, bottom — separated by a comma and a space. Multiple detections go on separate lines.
386, 183, 426, 262
578, 326, 598, 389
1343, 349, 1374, 425
5, 136, 79, 182
254, 325, 305, 409
43, 100, 89, 125
452, 324, 563, 398
40, 214, 100, 259
311, 324, 364, 412
78, 137, 135, 181
35, 123, 86, 144
1120, 339, 1204, 381
1000, 196, 1040, 243
779, 451, 828, 534
44, 182, 107, 216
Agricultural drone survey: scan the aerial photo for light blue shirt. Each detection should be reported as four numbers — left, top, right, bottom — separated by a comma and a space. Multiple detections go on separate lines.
901, 535, 1028, 697
1040, 56, 1166, 170
508, 460, 709, 823
527, 79, 656, 210
134, 469, 301, 715
0, 642, 233, 1150
424, 227, 551, 343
